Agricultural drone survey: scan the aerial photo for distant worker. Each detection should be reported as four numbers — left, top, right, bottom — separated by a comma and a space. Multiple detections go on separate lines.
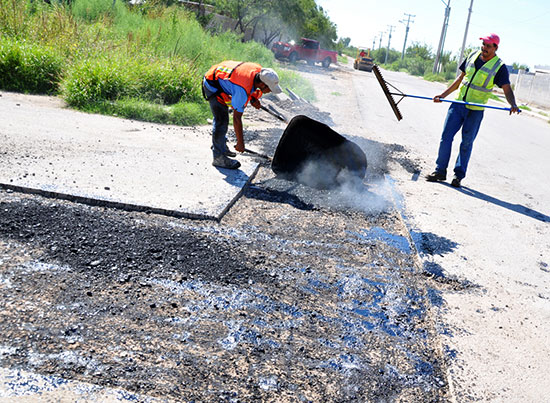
426, 33, 520, 188
202, 61, 282, 169
359, 50, 367, 57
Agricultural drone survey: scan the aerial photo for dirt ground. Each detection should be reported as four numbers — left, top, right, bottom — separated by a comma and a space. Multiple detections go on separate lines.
0, 63, 458, 401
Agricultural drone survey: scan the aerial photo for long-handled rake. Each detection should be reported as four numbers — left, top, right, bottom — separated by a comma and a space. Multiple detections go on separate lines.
372, 64, 517, 121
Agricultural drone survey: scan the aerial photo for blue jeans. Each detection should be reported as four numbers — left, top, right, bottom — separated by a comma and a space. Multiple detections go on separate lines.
204, 84, 231, 158
435, 103, 484, 179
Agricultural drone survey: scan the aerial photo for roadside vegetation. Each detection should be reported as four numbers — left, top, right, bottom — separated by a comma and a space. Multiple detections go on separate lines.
0, 0, 318, 125
343, 42, 530, 86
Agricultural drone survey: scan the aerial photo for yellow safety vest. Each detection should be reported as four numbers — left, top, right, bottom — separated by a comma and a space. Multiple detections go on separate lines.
457, 50, 502, 110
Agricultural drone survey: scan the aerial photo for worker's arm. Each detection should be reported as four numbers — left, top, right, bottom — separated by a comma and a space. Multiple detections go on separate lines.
250, 97, 261, 109
501, 83, 520, 114
233, 110, 245, 152
434, 71, 465, 102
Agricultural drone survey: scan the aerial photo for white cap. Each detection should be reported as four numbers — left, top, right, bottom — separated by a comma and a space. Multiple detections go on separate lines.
259, 68, 282, 94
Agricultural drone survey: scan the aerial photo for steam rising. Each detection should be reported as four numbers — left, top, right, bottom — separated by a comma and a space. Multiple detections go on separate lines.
294, 159, 393, 215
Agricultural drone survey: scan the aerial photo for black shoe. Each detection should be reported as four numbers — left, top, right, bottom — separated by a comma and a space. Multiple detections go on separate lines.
212, 155, 241, 169
451, 176, 462, 188
426, 171, 446, 182
223, 149, 237, 157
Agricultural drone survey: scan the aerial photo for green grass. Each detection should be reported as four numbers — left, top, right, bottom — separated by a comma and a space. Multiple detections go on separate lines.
277, 69, 316, 102
0, 37, 63, 94
539, 111, 548, 117
519, 105, 531, 111
0, 0, 314, 124
82, 98, 210, 126
423, 72, 449, 83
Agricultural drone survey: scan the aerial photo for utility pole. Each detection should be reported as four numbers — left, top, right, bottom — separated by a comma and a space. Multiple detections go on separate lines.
372, 36, 377, 52
384, 25, 395, 64
378, 31, 385, 50
433, 0, 451, 74
400, 13, 415, 60
458, 0, 474, 74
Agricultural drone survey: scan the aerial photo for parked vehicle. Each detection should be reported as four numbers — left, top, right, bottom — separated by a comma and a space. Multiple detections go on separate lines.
271, 38, 338, 68
353, 48, 374, 72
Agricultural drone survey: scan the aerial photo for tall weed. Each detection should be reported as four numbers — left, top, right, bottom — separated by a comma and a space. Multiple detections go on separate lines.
0, 0, 313, 124
0, 37, 63, 93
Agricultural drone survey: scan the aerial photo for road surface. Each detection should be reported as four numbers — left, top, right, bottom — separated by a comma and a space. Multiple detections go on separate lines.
309, 61, 550, 402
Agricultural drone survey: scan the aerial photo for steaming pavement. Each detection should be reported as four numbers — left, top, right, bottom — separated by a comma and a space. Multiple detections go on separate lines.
0, 87, 450, 401
1, 60, 549, 401
332, 64, 550, 401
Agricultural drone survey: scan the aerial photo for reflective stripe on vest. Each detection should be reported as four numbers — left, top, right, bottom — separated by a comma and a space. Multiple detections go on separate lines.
204, 61, 262, 108
457, 50, 502, 110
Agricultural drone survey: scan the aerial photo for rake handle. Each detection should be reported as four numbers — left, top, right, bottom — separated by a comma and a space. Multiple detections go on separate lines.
259, 105, 287, 122
394, 93, 517, 112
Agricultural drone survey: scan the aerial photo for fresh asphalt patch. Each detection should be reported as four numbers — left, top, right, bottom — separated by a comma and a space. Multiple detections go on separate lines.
0, 167, 452, 401
0, 91, 457, 401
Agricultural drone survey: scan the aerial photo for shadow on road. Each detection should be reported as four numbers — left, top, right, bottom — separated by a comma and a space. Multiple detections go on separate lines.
459, 186, 550, 223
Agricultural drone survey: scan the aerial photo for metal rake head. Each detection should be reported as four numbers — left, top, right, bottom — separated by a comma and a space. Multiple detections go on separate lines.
372, 65, 403, 121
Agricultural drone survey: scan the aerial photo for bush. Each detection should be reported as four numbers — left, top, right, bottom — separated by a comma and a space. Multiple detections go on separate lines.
407, 57, 431, 76
423, 72, 448, 83
388, 59, 407, 72
71, 0, 127, 23
1, 0, 313, 125
63, 54, 201, 107
0, 37, 63, 94
79, 98, 210, 126
63, 57, 131, 106
278, 69, 315, 102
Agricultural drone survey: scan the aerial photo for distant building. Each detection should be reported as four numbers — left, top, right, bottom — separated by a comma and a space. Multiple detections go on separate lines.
534, 65, 550, 74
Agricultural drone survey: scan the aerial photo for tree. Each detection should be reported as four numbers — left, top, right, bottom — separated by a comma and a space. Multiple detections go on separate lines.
512, 62, 529, 71
405, 42, 433, 60
211, 0, 338, 49
301, 4, 337, 49
339, 37, 351, 48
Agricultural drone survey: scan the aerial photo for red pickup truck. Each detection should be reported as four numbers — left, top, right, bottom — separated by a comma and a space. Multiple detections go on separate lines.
271, 38, 338, 68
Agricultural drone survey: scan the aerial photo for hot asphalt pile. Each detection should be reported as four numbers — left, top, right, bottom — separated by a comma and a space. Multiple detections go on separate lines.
0, 94, 452, 401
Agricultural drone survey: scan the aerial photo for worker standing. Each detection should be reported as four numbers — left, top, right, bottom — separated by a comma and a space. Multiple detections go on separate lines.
426, 33, 520, 187
202, 61, 282, 169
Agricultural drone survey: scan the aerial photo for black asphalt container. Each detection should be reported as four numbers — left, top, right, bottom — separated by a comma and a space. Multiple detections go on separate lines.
271, 115, 367, 189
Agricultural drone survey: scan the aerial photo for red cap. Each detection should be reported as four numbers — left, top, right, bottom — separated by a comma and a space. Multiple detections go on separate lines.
480, 33, 500, 46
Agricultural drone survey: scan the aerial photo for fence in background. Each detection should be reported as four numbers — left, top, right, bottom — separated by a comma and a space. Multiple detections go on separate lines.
510, 70, 550, 109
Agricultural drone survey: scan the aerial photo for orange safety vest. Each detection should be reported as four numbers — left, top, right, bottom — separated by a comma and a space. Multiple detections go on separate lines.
204, 61, 262, 108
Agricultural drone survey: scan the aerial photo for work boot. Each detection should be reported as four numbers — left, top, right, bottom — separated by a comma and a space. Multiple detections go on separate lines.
426, 170, 446, 182
212, 155, 241, 169
450, 176, 462, 188
223, 149, 237, 157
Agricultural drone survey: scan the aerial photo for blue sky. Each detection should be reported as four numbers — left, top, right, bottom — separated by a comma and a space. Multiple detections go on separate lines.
315, 0, 550, 70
